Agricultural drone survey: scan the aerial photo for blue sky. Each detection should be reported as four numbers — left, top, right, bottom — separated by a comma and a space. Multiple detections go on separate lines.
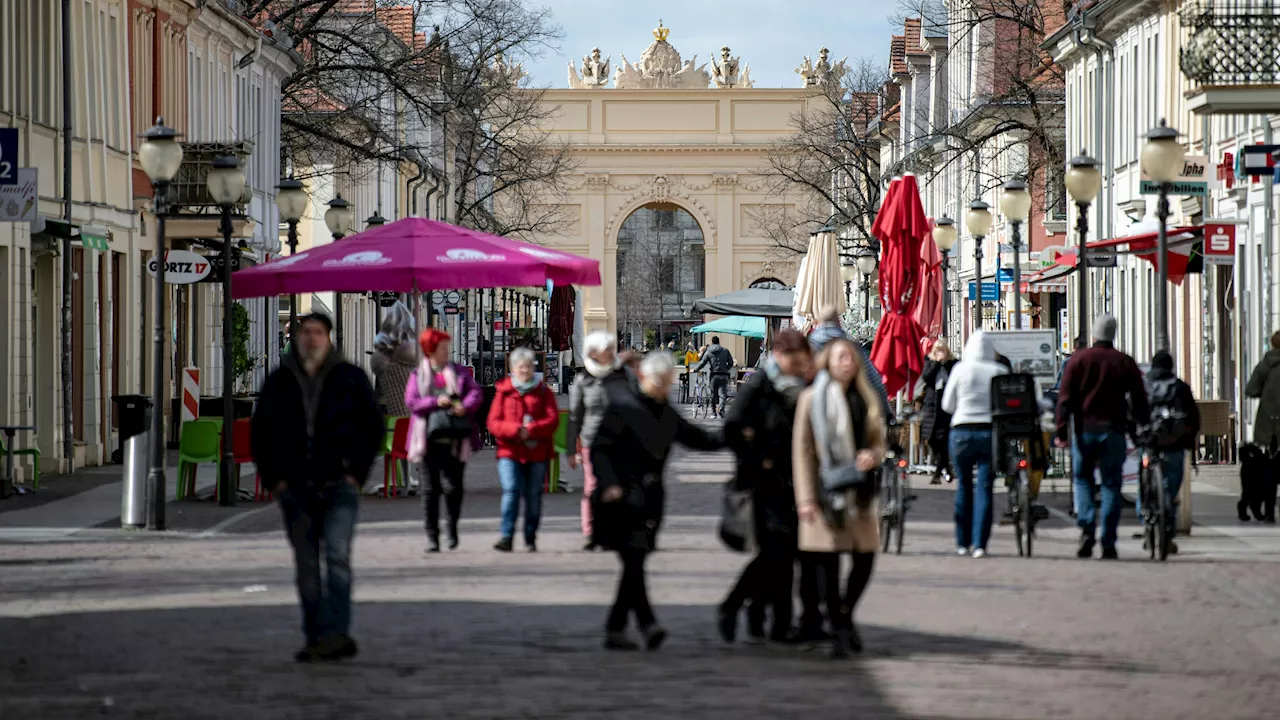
522, 1, 899, 89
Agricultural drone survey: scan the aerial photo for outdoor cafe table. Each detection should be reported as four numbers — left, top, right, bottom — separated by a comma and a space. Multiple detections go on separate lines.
0, 425, 37, 498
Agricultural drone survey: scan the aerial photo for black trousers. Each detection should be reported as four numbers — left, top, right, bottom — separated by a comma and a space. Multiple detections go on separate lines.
419, 443, 466, 540
710, 375, 730, 414
607, 550, 656, 633
724, 547, 795, 638
813, 552, 875, 631
797, 551, 826, 632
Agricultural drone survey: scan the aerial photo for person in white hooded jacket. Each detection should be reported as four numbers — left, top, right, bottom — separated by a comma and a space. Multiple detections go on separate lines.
941, 332, 1008, 558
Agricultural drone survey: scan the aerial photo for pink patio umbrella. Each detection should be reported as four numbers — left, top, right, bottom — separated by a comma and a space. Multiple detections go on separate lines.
869, 174, 929, 398
231, 217, 601, 299
914, 217, 944, 353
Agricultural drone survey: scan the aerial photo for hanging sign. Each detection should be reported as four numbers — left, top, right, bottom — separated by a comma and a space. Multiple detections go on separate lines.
147, 250, 211, 284
1203, 224, 1236, 265
0, 168, 37, 221
1141, 155, 1212, 196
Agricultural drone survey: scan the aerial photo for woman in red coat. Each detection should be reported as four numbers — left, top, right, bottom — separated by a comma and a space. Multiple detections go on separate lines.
487, 347, 561, 552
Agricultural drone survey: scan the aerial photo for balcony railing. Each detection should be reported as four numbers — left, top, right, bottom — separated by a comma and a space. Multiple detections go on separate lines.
1181, 1, 1280, 87
171, 142, 255, 215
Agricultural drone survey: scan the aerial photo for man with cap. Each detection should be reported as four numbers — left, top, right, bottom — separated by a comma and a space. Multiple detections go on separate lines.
1055, 314, 1150, 560
253, 312, 383, 661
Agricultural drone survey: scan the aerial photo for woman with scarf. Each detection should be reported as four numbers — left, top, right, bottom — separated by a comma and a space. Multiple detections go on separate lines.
920, 340, 959, 485
718, 329, 815, 645
488, 347, 561, 552
567, 331, 632, 552
404, 329, 483, 553
370, 303, 417, 417
793, 337, 886, 658
592, 352, 722, 650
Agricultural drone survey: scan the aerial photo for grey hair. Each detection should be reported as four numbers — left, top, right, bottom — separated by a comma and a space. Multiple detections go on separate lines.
639, 350, 676, 379
509, 347, 537, 369
582, 330, 616, 358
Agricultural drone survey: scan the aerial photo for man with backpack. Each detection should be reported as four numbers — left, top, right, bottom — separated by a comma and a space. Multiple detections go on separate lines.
692, 335, 735, 418
1140, 350, 1201, 551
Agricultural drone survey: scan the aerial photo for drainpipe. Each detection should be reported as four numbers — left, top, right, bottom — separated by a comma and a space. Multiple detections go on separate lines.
406, 159, 426, 216
1075, 18, 1115, 327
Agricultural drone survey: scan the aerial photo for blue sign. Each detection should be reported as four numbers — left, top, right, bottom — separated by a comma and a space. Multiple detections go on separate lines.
968, 281, 1000, 302
997, 267, 1015, 283
0, 128, 17, 186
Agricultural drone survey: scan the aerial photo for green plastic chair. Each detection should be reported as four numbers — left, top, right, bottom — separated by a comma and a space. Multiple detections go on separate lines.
0, 435, 39, 491
177, 420, 222, 500
547, 410, 570, 493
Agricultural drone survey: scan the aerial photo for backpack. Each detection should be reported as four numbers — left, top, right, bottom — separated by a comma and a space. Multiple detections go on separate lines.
1145, 375, 1193, 448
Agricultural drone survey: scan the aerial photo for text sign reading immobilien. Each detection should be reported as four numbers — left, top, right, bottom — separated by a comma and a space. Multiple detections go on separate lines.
1140, 155, 1212, 197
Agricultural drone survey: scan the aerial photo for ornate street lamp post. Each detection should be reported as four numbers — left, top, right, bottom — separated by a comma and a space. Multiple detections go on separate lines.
138, 118, 184, 531
324, 195, 354, 352
1142, 120, 1186, 353
932, 216, 958, 342
1065, 150, 1102, 348
207, 155, 246, 507
1000, 178, 1032, 330
275, 177, 309, 340
856, 247, 877, 322
966, 199, 994, 332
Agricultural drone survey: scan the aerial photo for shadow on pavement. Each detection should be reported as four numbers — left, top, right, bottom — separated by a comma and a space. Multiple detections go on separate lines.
0, 598, 1141, 720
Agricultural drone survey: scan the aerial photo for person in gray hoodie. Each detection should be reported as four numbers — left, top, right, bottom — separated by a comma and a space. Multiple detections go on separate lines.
941, 331, 1008, 559
567, 331, 633, 551
369, 302, 416, 417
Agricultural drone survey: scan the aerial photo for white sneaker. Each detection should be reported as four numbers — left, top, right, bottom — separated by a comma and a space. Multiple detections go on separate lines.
956, 547, 969, 556
972, 548, 987, 559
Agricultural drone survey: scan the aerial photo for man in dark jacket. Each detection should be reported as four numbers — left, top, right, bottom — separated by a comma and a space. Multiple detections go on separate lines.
252, 313, 383, 662
692, 336, 734, 417
1140, 350, 1200, 549
1054, 314, 1150, 560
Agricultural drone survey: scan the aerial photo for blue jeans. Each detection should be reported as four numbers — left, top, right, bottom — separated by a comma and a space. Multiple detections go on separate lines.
950, 428, 995, 551
279, 482, 360, 644
499, 458, 547, 544
1072, 432, 1127, 548
1135, 449, 1185, 539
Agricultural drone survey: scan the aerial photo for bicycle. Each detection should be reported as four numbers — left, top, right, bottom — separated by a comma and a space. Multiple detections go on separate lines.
997, 437, 1036, 558
691, 371, 712, 419
990, 373, 1048, 558
879, 418, 912, 555
1136, 411, 1185, 562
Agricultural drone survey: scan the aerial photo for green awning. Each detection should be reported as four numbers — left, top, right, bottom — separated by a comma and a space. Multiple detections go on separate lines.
79, 226, 109, 251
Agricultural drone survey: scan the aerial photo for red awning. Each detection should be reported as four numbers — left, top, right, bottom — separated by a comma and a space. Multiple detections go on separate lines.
1087, 226, 1201, 252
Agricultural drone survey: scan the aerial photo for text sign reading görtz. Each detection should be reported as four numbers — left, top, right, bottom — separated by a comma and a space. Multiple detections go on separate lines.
0, 168, 37, 221
1140, 155, 1212, 197
147, 250, 212, 284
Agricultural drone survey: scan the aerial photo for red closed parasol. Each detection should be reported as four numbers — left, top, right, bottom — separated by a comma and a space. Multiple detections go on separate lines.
869, 174, 929, 397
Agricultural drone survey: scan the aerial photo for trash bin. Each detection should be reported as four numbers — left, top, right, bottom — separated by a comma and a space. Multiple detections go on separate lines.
112, 395, 152, 529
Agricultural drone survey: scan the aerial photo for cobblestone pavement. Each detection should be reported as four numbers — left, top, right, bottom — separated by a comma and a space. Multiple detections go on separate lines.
3, 430, 1280, 719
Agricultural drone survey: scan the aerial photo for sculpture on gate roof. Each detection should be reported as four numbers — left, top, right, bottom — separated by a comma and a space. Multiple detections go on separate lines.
612, 20, 711, 89
797, 47, 848, 87
711, 46, 754, 88
568, 47, 611, 88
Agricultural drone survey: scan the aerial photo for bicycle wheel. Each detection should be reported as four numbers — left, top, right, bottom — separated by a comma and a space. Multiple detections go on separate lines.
1151, 463, 1169, 562
895, 472, 908, 555
1019, 470, 1034, 558
1013, 475, 1026, 557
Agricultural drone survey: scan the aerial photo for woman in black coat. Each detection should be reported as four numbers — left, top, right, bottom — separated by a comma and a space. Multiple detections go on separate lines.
718, 330, 815, 645
591, 352, 721, 651
920, 341, 959, 485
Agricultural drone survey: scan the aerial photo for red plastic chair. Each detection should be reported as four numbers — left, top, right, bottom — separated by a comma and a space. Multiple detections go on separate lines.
384, 417, 411, 498
230, 418, 264, 501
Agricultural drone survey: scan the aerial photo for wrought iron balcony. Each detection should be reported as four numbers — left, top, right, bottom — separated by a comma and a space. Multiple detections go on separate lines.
170, 142, 255, 215
1181, 1, 1280, 114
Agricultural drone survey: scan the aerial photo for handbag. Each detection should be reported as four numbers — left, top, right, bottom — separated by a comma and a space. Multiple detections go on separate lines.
427, 405, 472, 440
718, 482, 756, 553
820, 463, 868, 492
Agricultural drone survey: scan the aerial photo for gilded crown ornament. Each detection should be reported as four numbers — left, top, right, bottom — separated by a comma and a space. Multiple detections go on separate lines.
653, 20, 670, 42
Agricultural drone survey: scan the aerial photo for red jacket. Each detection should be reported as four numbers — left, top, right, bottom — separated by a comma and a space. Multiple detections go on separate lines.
487, 377, 560, 463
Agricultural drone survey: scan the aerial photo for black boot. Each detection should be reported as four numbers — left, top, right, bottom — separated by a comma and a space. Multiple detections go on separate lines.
448, 524, 460, 550
716, 604, 737, 644
1239, 500, 1252, 522
1076, 534, 1095, 559
427, 533, 441, 554
830, 629, 852, 659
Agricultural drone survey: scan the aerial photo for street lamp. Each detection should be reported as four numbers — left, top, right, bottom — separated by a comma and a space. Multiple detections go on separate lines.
933, 216, 957, 341
275, 177, 309, 340
1141, 120, 1185, 353
856, 247, 877, 322
841, 258, 858, 313
1066, 150, 1102, 348
325, 194, 354, 351
365, 212, 387, 228
207, 155, 245, 508
1000, 178, 1032, 330
138, 117, 184, 531
966, 199, 993, 332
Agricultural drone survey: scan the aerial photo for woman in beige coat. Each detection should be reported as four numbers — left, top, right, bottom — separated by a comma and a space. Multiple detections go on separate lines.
793, 337, 887, 658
